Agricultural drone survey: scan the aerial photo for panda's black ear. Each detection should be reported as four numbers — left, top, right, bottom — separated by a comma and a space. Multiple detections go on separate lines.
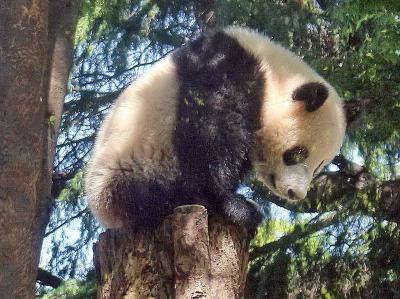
292, 82, 328, 112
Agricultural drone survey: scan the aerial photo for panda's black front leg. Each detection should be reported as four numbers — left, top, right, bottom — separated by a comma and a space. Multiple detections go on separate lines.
208, 163, 264, 232
219, 192, 264, 232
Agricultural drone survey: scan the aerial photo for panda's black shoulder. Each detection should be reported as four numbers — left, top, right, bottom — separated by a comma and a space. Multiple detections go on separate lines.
172, 28, 265, 200
172, 29, 262, 87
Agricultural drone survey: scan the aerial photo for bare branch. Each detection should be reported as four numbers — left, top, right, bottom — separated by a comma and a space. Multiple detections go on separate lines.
44, 208, 89, 238
36, 268, 63, 289
262, 155, 400, 223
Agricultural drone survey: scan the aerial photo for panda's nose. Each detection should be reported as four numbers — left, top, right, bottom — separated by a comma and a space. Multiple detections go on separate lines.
287, 188, 307, 200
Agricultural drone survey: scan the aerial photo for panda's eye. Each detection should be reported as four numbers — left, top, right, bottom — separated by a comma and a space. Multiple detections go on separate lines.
283, 146, 309, 166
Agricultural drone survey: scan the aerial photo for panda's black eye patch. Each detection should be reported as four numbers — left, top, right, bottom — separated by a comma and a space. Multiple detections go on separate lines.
283, 146, 309, 166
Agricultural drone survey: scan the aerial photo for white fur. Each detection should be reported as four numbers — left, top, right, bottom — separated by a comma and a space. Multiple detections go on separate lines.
85, 27, 346, 227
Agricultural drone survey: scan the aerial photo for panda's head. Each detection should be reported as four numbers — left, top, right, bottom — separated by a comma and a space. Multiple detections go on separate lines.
253, 80, 346, 201
225, 26, 346, 201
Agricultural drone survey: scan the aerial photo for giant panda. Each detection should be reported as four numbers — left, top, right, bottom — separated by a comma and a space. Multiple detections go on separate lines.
85, 26, 346, 231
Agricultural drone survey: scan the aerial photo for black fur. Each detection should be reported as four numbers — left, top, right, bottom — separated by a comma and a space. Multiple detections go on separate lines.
172, 30, 265, 230
104, 174, 176, 228
292, 82, 328, 112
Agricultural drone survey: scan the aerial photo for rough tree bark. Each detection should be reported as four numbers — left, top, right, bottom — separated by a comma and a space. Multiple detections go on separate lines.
0, 1, 79, 297
0, 2, 50, 297
46, 0, 81, 167
94, 205, 252, 299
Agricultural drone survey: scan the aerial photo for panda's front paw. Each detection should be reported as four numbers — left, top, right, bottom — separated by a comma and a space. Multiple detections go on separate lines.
221, 194, 264, 232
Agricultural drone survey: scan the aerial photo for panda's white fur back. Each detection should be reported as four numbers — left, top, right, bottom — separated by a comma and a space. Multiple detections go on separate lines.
85, 27, 346, 229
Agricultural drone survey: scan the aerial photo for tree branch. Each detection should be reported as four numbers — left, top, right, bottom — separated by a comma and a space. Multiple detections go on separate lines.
250, 213, 341, 259
44, 208, 88, 238
195, 0, 216, 29
254, 155, 400, 223
36, 267, 63, 289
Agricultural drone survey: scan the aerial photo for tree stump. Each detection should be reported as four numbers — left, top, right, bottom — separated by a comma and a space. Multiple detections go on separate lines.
93, 205, 251, 299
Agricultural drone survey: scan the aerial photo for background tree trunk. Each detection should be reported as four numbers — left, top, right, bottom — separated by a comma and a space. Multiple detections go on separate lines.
0, 2, 50, 297
0, 1, 79, 297
94, 205, 251, 299
46, 0, 81, 167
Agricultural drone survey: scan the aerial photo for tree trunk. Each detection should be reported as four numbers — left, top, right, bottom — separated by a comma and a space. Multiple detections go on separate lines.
46, 0, 81, 163
0, 2, 50, 297
0, 1, 79, 297
94, 205, 251, 299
